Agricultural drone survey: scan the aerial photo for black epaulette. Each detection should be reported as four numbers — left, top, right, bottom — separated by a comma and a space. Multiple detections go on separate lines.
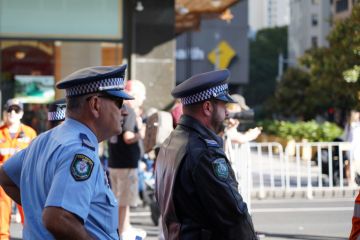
202, 138, 220, 148
79, 133, 95, 151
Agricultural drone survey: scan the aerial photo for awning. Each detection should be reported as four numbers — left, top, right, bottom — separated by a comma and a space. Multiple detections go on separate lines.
175, 0, 240, 33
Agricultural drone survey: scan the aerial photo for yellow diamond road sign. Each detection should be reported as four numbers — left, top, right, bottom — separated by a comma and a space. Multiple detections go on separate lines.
208, 40, 236, 69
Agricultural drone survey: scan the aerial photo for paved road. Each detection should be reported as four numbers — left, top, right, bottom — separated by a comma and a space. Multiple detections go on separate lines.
10, 197, 353, 240
252, 197, 352, 239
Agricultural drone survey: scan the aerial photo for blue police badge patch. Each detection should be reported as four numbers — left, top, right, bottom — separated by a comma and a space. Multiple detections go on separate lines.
70, 154, 94, 181
212, 158, 229, 181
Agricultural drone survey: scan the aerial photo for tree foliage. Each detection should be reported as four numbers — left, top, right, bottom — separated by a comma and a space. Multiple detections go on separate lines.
244, 26, 288, 109
259, 120, 343, 142
300, 3, 360, 112
271, 67, 312, 119
269, 4, 360, 122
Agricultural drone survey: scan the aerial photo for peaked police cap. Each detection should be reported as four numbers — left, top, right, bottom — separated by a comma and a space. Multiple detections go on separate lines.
171, 69, 236, 105
56, 64, 134, 100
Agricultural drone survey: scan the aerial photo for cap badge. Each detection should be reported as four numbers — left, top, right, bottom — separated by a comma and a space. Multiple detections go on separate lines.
98, 84, 124, 91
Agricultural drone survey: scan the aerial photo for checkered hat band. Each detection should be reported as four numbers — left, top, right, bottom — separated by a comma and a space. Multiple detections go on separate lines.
181, 84, 228, 105
48, 110, 65, 121
66, 77, 124, 97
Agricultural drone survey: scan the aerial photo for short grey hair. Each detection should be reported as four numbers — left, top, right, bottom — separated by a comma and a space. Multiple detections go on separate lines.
66, 95, 88, 113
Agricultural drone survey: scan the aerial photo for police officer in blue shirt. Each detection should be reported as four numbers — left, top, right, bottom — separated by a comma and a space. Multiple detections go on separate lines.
0, 65, 133, 239
155, 70, 258, 239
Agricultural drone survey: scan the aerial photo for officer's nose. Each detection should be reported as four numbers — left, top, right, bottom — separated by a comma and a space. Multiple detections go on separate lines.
121, 104, 128, 116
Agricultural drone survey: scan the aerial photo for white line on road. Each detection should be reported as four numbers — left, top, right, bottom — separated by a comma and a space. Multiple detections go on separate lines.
130, 212, 151, 217
252, 198, 355, 204
252, 207, 353, 213
130, 206, 353, 215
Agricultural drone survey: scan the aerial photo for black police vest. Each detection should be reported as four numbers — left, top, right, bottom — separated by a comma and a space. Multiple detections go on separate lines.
155, 126, 188, 240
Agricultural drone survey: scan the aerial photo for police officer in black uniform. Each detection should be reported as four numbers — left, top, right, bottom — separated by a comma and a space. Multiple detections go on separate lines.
155, 69, 257, 240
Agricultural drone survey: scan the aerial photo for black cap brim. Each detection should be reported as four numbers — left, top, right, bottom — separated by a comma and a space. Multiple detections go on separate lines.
215, 93, 237, 103
105, 90, 134, 100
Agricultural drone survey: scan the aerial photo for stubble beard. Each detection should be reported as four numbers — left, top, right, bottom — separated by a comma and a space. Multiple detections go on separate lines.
210, 112, 223, 134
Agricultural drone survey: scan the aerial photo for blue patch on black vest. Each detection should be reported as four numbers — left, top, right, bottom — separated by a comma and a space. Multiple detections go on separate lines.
204, 139, 219, 147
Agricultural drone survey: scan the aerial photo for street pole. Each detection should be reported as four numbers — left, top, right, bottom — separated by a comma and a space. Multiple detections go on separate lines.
277, 53, 284, 81
277, 53, 295, 81
276, 53, 296, 82
214, 32, 220, 70
185, 31, 192, 79
124, 0, 134, 80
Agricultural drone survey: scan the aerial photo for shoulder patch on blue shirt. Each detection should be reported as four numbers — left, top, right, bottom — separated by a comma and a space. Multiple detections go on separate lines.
70, 154, 94, 181
204, 139, 219, 147
79, 133, 95, 151
212, 158, 229, 181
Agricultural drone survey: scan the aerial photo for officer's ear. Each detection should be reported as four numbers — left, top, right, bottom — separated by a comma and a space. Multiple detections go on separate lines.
87, 95, 101, 118
202, 100, 213, 117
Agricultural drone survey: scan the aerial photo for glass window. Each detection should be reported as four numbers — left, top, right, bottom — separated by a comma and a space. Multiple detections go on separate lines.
312, 0, 320, 4
311, 36, 318, 48
0, 40, 123, 133
336, 0, 349, 12
312, 14, 319, 26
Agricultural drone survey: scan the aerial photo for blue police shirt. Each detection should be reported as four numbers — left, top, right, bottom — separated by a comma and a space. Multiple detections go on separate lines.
3, 118, 119, 239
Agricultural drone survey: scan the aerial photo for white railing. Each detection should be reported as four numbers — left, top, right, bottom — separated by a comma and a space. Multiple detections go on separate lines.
232, 141, 359, 202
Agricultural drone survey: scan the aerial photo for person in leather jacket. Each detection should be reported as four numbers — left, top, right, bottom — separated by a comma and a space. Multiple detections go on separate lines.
155, 69, 258, 240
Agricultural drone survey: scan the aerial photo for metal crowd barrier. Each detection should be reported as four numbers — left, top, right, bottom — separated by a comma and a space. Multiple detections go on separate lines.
231, 141, 358, 202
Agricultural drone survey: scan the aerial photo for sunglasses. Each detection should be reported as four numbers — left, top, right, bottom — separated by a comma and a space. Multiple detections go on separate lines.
99, 95, 124, 109
7, 106, 22, 113
86, 95, 124, 109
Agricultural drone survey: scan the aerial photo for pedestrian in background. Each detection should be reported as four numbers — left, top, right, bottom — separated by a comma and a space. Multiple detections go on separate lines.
223, 94, 261, 146
108, 79, 147, 240
0, 65, 133, 239
28, 104, 47, 134
223, 94, 261, 212
343, 111, 360, 185
0, 99, 37, 240
155, 70, 258, 239
223, 94, 261, 178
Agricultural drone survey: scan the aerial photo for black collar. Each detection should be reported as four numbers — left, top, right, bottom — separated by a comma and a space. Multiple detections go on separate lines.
177, 115, 223, 146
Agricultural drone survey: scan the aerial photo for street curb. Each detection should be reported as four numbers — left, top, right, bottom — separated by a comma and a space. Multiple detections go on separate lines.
251, 187, 360, 200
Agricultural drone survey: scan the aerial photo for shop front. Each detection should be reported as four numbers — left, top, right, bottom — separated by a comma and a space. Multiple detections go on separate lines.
0, 0, 124, 132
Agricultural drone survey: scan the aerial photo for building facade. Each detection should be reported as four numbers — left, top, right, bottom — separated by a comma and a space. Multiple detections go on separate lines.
249, 0, 290, 32
0, 0, 175, 129
288, 0, 331, 66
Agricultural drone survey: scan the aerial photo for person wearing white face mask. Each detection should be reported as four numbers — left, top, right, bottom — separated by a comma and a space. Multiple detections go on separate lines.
0, 98, 37, 240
